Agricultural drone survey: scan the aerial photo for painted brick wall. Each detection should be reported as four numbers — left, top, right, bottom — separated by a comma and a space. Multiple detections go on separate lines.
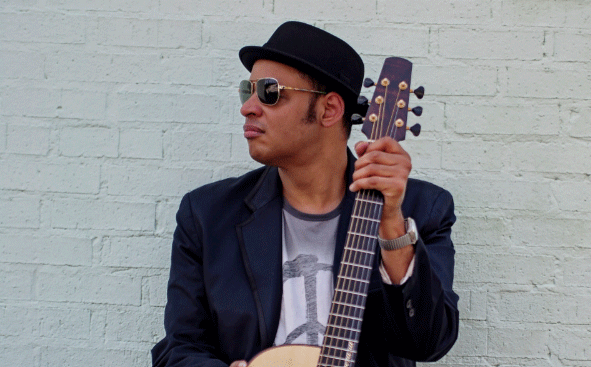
1, 1, 590, 366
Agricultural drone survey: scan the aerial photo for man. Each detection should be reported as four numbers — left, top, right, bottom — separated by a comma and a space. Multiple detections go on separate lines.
152, 21, 459, 367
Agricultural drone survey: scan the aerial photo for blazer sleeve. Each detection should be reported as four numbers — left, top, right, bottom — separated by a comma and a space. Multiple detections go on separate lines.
151, 193, 228, 367
359, 187, 459, 364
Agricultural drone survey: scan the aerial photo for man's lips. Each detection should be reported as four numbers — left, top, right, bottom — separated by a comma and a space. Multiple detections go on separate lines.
243, 124, 264, 139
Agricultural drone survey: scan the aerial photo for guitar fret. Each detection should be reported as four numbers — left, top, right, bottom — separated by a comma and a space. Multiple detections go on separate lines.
334, 289, 368, 297
332, 314, 363, 322
323, 334, 358, 344
325, 324, 361, 333
343, 247, 374, 255
337, 275, 370, 284
351, 214, 381, 223
348, 231, 377, 239
321, 343, 359, 354
340, 261, 373, 270
356, 197, 384, 205
332, 300, 365, 308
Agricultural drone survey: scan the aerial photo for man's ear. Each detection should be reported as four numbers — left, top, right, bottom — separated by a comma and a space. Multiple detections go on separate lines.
319, 92, 345, 128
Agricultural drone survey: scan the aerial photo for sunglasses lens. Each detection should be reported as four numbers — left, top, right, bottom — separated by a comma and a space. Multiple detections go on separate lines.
238, 80, 252, 104
257, 78, 280, 105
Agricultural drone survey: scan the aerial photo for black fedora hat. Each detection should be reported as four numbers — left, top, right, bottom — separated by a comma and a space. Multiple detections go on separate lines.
239, 21, 364, 106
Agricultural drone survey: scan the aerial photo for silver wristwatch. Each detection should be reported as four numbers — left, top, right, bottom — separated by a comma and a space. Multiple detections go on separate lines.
377, 217, 418, 251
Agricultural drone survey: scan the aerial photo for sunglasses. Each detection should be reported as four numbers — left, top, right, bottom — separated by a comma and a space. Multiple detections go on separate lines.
239, 77, 326, 106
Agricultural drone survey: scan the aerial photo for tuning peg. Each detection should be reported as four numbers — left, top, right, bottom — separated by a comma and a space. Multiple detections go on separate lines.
406, 123, 421, 136
410, 86, 424, 99
351, 113, 364, 124
363, 78, 376, 88
409, 106, 423, 116
357, 95, 369, 107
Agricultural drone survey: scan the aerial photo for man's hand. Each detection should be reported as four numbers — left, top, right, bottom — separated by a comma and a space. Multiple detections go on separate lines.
229, 360, 247, 367
350, 137, 414, 284
350, 136, 411, 239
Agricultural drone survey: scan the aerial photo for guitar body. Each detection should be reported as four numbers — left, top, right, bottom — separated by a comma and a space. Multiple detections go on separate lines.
248, 345, 320, 367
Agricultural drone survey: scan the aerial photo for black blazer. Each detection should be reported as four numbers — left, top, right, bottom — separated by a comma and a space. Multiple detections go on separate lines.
152, 149, 459, 367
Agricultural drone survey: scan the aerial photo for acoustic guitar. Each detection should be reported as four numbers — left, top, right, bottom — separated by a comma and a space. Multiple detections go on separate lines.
248, 57, 423, 367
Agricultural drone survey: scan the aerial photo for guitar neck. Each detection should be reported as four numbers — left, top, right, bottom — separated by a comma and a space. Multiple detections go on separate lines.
318, 189, 383, 367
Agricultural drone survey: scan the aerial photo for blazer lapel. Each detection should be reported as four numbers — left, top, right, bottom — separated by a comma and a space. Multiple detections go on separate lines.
236, 166, 283, 349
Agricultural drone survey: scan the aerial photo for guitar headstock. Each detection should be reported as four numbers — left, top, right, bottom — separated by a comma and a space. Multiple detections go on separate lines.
359, 57, 423, 142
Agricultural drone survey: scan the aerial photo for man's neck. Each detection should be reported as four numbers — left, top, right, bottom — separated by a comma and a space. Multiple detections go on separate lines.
278, 149, 348, 215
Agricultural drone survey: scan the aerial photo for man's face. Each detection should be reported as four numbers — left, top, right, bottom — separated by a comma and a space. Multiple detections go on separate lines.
240, 59, 322, 167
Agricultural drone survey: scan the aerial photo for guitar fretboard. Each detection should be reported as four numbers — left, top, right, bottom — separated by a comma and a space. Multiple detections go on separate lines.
318, 189, 383, 367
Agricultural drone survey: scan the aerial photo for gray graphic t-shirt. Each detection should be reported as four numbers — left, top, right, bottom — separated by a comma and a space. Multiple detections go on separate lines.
273, 200, 341, 346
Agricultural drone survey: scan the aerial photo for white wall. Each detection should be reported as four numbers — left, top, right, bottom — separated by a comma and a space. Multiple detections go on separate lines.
1, 0, 590, 366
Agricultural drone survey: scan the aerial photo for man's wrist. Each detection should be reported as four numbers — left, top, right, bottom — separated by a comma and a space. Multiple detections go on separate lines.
377, 217, 417, 251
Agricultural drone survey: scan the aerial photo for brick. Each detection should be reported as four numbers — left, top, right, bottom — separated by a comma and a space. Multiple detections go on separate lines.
115, 91, 226, 123
508, 141, 591, 174
0, 159, 100, 194
45, 52, 166, 84
0, 197, 40, 228
155, 200, 180, 235
59, 127, 118, 158
496, 291, 591, 325
101, 236, 170, 268
551, 327, 591, 361
507, 68, 591, 99
455, 253, 554, 285
451, 325, 487, 356
2, 306, 91, 340
159, 0, 267, 16
0, 123, 6, 152
51, 199, 155, 231
566, 106, 591, 138
1, 87, 60, 117
205, 21, 279, 51
438, 29, 544, 60
555, 32, 591, 62
119, 129, 163, 159
488, 328, 549, 357
0, 234, 92, 266
0, 266, 35, 300
377, 0, 493, 24
0, 12, 86, 44
446, 177, 554, 211
161, 54, 214, 85
456, 289, 487, 321
453, 215, 508, 246
157, 20, 202, 49
402, 139, 442, 170
563, 254, 591, 287
170, 130, 232, 162
148, 275, 168, 307
6, 124, 50, 155
96, 17, 158, 47
39, 346, 147, 367
47, 0, 157, 12
552, 181, 591, 212
510, 217, 591, 248
0, 51, 45, 79
447, 104, 560, 136
36, 267, 142, 305
58, 90, 107, 120
0, 345, 39, 367
418, 65, 497, 96
324, 24, 428, 57
105, 308, 163, 342
106, 164, 213, 197
442, 141, 508, 171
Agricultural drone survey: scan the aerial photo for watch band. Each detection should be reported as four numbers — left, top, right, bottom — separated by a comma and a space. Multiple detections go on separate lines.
377, 217, 417, 251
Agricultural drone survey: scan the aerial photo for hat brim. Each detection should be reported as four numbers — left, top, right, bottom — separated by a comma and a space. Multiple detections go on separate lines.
239, 45, 358, 102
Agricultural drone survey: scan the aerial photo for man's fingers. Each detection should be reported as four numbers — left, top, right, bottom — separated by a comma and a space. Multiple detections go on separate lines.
229, 360, 248, 367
